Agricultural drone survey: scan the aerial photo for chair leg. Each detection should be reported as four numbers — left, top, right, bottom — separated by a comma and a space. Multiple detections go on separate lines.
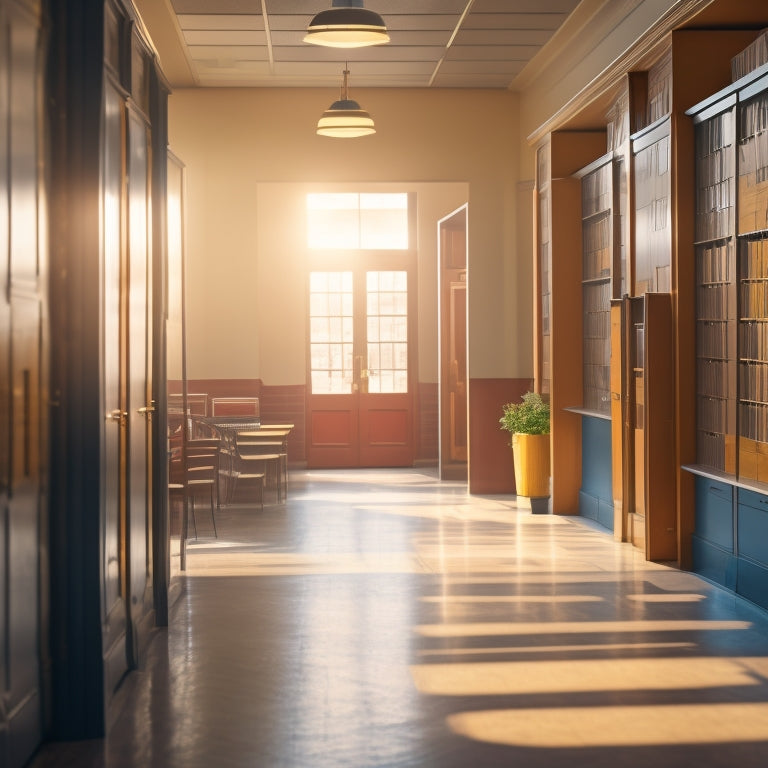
190, 496, 198, 539
209, 486, 218, 538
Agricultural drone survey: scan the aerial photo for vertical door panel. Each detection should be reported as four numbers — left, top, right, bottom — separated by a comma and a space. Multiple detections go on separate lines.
3, 7, 44, 766
449, 281, 467, 462
101, 81, 128, 693
127, 109, 152, 657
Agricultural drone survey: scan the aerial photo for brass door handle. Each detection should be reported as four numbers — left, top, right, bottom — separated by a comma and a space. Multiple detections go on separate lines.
138, 405, 156, 414
107, 409, 128, 425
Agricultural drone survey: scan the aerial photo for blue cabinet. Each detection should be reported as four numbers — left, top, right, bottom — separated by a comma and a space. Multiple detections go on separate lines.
694, 477, 733, 549
692, 476, 736, 590
579, 415, 614, 531
736, 489, 768, 610
691, 475, 768, 610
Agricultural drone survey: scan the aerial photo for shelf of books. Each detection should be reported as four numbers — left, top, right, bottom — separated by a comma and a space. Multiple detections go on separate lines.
580, 155, 614, 414
738, 82, 768, 481
692, 99, 737, 474
535, 143, 552, 399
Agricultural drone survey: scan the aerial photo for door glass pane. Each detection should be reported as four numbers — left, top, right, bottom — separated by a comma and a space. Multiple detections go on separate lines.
310, 271, 354, 394
367, 271, 408, 393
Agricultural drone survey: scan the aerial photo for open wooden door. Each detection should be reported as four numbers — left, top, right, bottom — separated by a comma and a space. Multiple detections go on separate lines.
438, 206, 468, 480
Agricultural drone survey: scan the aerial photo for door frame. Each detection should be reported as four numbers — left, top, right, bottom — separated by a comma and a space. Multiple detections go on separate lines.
305, 189, 418, 469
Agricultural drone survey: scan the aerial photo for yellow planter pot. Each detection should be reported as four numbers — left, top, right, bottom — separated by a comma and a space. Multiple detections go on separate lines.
511, 432, 551, 498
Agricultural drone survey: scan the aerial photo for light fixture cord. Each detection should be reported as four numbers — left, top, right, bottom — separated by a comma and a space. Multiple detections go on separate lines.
341, 63, 350, 100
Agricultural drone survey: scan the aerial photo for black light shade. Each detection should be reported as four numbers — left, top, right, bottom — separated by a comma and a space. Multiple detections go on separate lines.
304, 0, 390, 48
316, 68, 375, 137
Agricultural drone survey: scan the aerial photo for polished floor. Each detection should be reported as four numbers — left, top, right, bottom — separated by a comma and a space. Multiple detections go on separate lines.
30, 468, 768, 767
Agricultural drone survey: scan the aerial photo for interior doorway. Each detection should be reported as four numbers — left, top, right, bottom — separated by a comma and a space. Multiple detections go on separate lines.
438, 206, 468, 481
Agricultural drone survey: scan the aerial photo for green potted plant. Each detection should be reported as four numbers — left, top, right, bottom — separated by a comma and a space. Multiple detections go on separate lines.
499, 391, 551, 502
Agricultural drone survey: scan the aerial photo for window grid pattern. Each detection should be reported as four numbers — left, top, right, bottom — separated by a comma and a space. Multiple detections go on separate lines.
367, 271, 408, 393
309, 271, 353, 394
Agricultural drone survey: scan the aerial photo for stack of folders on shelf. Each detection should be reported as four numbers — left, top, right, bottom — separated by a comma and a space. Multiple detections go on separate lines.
738, 97, 768, 234
584, 336, 610, 362
696, 111, 735, 245
582, 216, 611, 279
583, 305, 610, 340
739, 400, 768, 443
740, 281, 768, 319
732, 29, 768, 83
698, 394, 730, 434
740, 360, 768, 402
697, 320, 730, 360
697, 283, 732, 321
698, 358, 729, 398
696, 110, 734, 160
697, 430, 725, 470
581, 164, 610, 218
740, 320, 768, 361
696, 241, 732, 284
740, 237, 768, 279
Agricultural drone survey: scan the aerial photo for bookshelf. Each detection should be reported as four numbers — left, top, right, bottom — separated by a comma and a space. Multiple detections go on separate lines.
535, 144, 551, 399
693, 100, 737, 473
580, 155, 613, 415
633, 119, 672, 293
686, 56, 768, 611
738, 83, 768, 480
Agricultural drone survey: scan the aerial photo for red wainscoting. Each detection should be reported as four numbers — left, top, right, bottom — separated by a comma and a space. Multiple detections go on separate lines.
259, 384, 306, 465
175, 380, 307, 466
468, 378, 533, 494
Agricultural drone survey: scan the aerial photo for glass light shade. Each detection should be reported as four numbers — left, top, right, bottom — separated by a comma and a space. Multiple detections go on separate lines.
304, 2, 389, 48
317, 99, 375, 138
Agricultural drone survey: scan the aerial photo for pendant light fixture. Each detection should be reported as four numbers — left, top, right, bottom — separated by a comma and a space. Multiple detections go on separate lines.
316, 67, 375, 138
304, 0, 389, 48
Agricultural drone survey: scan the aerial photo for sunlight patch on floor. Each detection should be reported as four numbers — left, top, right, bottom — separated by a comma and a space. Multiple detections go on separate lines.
417, 641, 696, 657
410, 656, 766, 696
447, 703, 768, 747
415, 619, 752, 637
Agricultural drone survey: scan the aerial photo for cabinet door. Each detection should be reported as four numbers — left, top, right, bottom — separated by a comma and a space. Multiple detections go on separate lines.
2, 8, 45, 767
643, 292, 677, 560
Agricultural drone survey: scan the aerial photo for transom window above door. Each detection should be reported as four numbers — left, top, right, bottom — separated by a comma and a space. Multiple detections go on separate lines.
307, 192, 409, 250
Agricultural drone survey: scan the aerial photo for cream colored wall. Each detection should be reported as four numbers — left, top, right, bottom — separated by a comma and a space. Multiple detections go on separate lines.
168, 87, 524, 384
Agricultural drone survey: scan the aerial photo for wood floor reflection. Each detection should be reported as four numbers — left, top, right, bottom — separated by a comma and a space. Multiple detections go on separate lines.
29, 468, 768, 767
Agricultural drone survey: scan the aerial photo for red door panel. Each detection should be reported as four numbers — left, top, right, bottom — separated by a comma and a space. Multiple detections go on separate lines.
307, 395, 359, 467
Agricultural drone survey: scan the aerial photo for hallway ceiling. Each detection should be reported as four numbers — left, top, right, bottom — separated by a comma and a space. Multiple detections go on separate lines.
136, 0, 581, 89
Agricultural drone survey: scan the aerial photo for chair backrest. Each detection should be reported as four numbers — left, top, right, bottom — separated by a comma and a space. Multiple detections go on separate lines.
211, 396, 260, 417
169, 439, 221, 484
168, 393, 208, 415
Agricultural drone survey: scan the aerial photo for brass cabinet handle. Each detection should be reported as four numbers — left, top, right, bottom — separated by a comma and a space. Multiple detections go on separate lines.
138, 405, 156, 414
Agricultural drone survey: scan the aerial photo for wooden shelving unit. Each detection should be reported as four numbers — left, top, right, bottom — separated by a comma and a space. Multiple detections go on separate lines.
692, 99, 737, 473
687, 55, 768, 611
579, 155, 614, 414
